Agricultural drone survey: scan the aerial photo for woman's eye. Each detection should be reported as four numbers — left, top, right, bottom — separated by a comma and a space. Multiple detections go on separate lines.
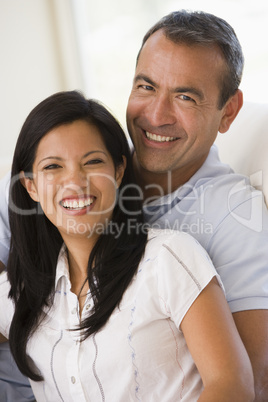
85, 159, 103, 165
43, 164, 61, 170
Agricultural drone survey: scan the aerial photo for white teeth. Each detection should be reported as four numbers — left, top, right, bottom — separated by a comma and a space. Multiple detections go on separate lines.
145, 131, 177, 142
61, 197, 94, 210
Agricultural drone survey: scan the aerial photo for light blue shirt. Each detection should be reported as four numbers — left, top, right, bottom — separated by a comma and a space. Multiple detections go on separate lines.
143, 145, 268, 312
0, 342, 35, 402
0, 173, 34, 401
0, 172, 10, 266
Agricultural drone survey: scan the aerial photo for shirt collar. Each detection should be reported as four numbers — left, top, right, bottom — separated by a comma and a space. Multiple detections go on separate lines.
55, 244, 71, 289
143, 144, 229, 208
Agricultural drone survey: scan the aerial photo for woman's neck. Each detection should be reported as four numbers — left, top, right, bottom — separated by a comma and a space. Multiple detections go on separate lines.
61, 235, 95, 296
62, 235, 96, 317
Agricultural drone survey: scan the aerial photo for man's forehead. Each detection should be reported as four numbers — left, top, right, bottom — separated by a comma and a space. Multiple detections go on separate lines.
139, 30, 225, 63
137, 34, 227, 85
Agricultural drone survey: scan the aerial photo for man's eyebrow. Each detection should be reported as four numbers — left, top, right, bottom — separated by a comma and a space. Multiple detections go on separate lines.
134, 74, 158, 88
134, 75, 204, 100
173, 86, 204, 100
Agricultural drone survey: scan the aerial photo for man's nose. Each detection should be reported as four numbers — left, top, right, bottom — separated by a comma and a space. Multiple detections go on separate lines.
146, 95, 177, 127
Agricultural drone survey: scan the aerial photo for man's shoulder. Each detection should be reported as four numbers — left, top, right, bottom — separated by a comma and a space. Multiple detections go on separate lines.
194, 171, 259, 203
175, 145, 259, 208
177, 167, 262, 217
0, 173, 11, 266
0, 172, 10, 221
151, 168, 268, 249
0, 172, 10, 197
189, 145, 255, 200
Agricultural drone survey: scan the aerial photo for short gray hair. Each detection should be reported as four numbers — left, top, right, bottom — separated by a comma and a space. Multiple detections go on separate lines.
137, 10, 244, 109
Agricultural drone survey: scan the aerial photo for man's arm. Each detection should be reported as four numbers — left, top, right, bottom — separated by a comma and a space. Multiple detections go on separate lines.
0, 334, 8, 343
0, 263, 7, 343
233, 310, 268, 402
0, 263, 7, 344
0, 261, 5, 274
201, 184, 268, 401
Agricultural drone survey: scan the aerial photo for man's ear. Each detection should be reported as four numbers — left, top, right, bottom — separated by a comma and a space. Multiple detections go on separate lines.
19, 171, 39, 202
115, 156, 127, 189
219, 89, 243, 133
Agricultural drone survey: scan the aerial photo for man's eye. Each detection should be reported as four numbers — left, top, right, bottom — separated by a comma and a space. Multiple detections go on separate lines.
139, 85, 154, 91
179, 94, 194, 102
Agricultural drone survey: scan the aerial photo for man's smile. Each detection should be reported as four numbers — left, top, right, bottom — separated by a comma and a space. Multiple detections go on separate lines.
145, 131, 179, 143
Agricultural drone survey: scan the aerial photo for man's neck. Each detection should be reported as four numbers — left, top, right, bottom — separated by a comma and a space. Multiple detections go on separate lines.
132, 152, 207, 203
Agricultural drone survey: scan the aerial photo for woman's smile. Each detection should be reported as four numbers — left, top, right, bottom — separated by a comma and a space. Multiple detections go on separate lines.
59, 194, 96, 215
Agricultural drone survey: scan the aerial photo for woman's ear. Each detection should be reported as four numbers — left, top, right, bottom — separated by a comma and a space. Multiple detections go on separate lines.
19, 171, 39, 202
115, 156, 127, 189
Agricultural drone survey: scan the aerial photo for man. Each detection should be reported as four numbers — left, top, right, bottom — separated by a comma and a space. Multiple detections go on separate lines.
1, 10, 268, 401
126, 10, 268, 401
0, 173, 36, 401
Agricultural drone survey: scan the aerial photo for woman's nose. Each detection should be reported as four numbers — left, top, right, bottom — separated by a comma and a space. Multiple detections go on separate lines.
64, 168, 89, 191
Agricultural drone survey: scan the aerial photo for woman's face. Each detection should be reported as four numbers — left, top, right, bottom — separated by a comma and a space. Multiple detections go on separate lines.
23, 120, 125, 242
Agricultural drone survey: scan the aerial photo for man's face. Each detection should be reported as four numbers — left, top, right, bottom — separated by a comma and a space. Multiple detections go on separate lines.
127, 30, 229, 183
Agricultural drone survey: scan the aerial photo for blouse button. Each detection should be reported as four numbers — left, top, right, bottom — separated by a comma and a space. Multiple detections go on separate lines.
71, 308, 77, 315
85, 304, 91, 310
71, 376, 76, 384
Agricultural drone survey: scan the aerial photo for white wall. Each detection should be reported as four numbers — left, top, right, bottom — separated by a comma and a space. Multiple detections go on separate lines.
0, 0, 83, 177
1, 0, 267, 179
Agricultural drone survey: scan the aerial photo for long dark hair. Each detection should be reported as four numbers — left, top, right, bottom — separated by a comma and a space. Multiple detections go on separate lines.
7, 91, 147, 381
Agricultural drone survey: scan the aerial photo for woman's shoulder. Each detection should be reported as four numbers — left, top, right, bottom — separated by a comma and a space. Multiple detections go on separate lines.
144, 228, 224, 298
146, 228, 206, 255
145, 228, 217, 281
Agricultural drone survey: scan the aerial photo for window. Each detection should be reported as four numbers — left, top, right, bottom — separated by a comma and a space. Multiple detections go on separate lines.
71, 0, 268, 127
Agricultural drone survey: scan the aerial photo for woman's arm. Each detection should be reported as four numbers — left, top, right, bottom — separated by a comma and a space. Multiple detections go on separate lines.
181, 277, 255, 401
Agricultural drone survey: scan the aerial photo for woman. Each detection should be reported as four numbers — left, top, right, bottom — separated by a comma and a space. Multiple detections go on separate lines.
0, 91, 254, 401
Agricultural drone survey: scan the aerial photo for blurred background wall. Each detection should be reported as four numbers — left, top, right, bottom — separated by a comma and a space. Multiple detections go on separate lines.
1, 0, 268, 176
0, 0, 83, 175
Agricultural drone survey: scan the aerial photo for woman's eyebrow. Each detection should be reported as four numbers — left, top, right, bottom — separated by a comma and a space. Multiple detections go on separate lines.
37, 156, 62, 166
82, 150, 107, 159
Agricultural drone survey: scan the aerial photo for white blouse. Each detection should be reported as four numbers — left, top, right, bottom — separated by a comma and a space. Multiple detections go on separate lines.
0, 229, 223, 401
